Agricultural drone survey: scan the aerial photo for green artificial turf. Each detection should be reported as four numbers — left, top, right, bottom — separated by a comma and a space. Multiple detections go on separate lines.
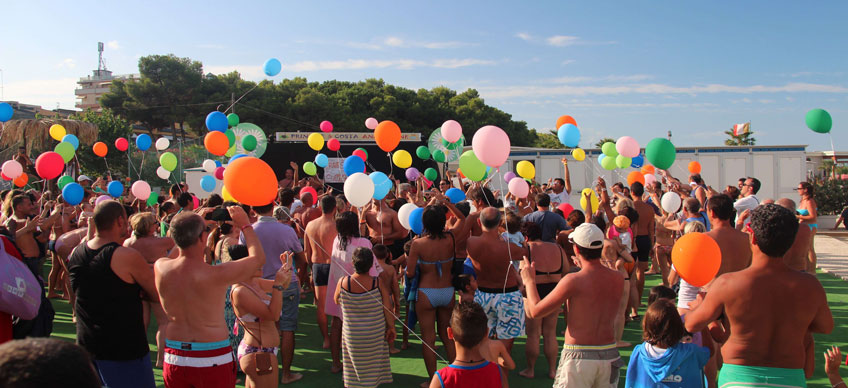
47, 268, 848, 387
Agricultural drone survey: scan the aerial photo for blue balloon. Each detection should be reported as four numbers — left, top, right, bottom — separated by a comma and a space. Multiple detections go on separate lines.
598, 154, 606, 166
200, 175, 216, 192
630, 155, 644, 169
369, 172, 392, 200
263, 58, 282, 77
62, 183, 84, 206
343, 155, 365, 176
0, 102, 12, 122
314, 153, 329, 168
206, 111, 228, 132
215, 160, 222, 168
445, 188, 465, 204
409, 208, 424, 235
229, 154, 247, 164
557, 124, 581, 148
62, 134, 80, 150
136, 134, 152, 151
107, 181, 124, 198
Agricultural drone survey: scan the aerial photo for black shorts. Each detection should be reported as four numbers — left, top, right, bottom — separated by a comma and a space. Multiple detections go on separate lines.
312, 263, 331, 287
635, 235, 652, 262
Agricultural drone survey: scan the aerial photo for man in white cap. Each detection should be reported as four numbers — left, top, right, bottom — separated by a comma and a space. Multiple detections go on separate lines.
521, 223, 625, 387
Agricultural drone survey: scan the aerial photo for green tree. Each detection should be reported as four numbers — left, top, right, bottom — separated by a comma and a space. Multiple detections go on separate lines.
72, 109, 132, 179
724, 130, 756, 146
595, 137, 616, 148
531, 129, 565, 149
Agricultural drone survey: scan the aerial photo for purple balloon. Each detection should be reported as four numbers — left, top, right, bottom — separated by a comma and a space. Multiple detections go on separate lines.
95, 195, 111, 206
405, 167, 420, 181
504, 171, 516, 182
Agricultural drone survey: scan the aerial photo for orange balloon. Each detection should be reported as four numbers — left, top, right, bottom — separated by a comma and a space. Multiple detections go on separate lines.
556, 115, 577, 130
374, 120, 401, 152
457, 168, 465, 179
688, 161, 701, 174
13, 173, 28, 188
641, 165, 655, 175
92, 142, 108, 157
627, 171, 645, 187
671, 232, 721, 287
205, 131, 229, 156
222, 157, 278, 206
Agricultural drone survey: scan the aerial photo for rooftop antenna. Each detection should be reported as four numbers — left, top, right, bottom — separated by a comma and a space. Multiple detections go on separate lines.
97, 42, 107, 75
667, 130, 672, 141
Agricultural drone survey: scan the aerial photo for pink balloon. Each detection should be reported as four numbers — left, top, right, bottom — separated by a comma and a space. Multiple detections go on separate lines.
615, 136, 640, 158
95, 195, 111, 206
508, 177, 529, 198
644, 173, 657, 186
503, 171, 516, 182
214, 166, 225, 180
131, 180, 151, 200
472, 125, 511, 168
320, 120, 333, 133
1, 160, 23, 179
365, 117, 378, 130
441, 120, 462, 143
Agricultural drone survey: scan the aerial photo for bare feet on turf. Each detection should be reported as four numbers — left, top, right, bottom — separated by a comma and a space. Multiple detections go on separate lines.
389, 347, 401, 354
331, 364, 342, 373
519, 368, 534, 378
281, 372, 303, 384
322, 338, 330, 349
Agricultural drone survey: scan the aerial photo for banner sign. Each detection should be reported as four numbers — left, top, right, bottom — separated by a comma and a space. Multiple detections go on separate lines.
275, 132, 421, 142
324, 158, 347, 183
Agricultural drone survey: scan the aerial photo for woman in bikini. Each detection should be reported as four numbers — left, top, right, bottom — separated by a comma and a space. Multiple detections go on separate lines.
797, 181, 818, 273
407, 192, 466, 386
518, 222, 568, 380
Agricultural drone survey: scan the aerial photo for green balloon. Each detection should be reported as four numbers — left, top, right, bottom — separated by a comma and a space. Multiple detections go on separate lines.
806, 109, 832, 134
615, 154, 631, 169
227, 113, 240, 127
57, 175, 74, 190
225, 129, 236, 147
242, 135, 257, 151
159, 152, 178, 172
424, 167, 438, 181
432, 149, 446, 163
459, 150, 487, 181
303, 161, 317, 176
602, 142, 618, 157
601, 154, 617, 170
54, 142, 75, 163
416, 146, 431, 160
146, 192, 159, 207
645, 138, 676, 170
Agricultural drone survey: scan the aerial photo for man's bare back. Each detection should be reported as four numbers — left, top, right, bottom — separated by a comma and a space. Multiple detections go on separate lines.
305, 216, 336, 265
632, 201, 655, 237
467, 234, 524, 290
125, 236, 174, 265
561, 266, 623, 344
155, 257, 232, 342
783, 225, 811, 272
706, 227, 752, 277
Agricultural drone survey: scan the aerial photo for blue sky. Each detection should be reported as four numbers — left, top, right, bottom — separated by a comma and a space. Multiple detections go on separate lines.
3, 1, 846, 150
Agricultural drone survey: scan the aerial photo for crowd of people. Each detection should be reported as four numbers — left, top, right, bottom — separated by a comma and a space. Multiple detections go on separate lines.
0, 157, 842, 388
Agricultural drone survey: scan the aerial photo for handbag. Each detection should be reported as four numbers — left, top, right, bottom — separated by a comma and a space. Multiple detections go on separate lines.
232, 285, 274, 376
0, 235, 41, 320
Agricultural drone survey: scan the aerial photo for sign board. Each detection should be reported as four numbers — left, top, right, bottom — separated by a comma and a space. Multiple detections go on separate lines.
324, 158, 347, 183
275, 132, 421, 142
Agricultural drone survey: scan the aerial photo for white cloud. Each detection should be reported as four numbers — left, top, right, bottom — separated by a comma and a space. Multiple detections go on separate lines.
515, 32, 533, 41
384, 37, 405, 47
546, 35, 580, 47
381, 36, 469, 49
206, 58, 496, 78
546, 74, 653, 84
56, 58, 76, 69
106, 40, 120, 50
479, 82, 848, 99
561, 59, 576, 65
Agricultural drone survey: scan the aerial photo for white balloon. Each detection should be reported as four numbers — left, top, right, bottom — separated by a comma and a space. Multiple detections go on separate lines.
661, 192, 682, 214
343, 173, 374, 208
397, 203, 418, 230
644, 173, 657, 186
1, 160, 23, 179
156, 166, 170, 180
155, 137, 170, 151
202, 159, 217, 173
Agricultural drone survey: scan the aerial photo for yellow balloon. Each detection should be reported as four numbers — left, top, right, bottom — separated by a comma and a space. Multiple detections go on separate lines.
516, 160, 535, 179
49, 124, 66, 141
572, 148, 586, 161
392, 149, 412, 168
307, 133, 324, 151
222, 185, 236, 202
579, 188, 600, 214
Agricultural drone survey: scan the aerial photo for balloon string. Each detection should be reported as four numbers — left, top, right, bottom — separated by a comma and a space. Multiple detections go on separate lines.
494, 168, 515, 294
223, 83, 260, 115
139, 153, 145, 180
103, 157, 110, 177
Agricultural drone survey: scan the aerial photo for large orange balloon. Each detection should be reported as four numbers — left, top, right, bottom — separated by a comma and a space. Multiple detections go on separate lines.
556, 115, 577, 130
374, 120, 401, 152
13, 173, 28, 188
627, 171, 645, 187
205, 131, 229, 156
222, 157, 278, 206
641, 165, 655, 175
92, 142, 108, 157
688, 161, 701, 174
671, 232, 721, 287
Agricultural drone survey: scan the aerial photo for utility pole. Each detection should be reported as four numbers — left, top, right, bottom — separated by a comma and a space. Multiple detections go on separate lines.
667, 130, 672, 141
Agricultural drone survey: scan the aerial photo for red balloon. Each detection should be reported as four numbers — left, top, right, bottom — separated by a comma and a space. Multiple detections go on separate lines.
557, 203, 574, 216
1, 173, 10, 181
327, 138, 340, 152
115, 137, 129, 152
214, 166, 225, 180
300, 187, 318, 204
352, 149, 367, 162
35, 152, 65, 180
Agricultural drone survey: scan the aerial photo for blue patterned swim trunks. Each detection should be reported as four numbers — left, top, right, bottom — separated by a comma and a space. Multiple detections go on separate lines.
474, 289, 525, 340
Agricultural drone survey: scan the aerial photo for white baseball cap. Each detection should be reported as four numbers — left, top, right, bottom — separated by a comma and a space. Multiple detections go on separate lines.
77, 175, 92, 182
568, 223, 604, 249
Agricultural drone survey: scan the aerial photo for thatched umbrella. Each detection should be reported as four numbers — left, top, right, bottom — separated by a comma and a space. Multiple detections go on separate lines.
1, 119, 98, 154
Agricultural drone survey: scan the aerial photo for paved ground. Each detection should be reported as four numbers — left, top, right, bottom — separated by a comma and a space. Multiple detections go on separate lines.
816, 234, 848, 280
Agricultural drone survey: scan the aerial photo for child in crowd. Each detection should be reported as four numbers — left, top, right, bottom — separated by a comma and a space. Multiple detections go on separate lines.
625, 298, 711, 388
453, 274, 477, 304
373, 244, 401, 354
429, 302, 508, 388
453, 272, 515, 372
501, 211, 524, 270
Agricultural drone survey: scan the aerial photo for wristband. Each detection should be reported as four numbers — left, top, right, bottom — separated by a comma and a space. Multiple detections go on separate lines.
272, 284, 285, 291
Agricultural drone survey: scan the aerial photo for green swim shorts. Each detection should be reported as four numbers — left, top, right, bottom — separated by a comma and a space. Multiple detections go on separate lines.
719, 363, 806, 387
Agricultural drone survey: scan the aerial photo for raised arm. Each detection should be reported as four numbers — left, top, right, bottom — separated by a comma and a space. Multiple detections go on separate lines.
562, 158, 572, 194
216, 206, 265, 284
684, 278, 727, 333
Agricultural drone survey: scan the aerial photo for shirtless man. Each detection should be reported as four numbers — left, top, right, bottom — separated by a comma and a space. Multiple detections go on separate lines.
685, 204, 832, 387
278, 162, 298, 189
292, 192, 316, 237
55, 227, 88, 320
467, 208, 527, 353
629, 182, 656, 305
521, 223, 625, 387
705, 194, 751, 277
154, 206, 267, 388
364, 198, 407, 247
303, 196, 338, 349
6, 195, 60, 276
776, 198, 811, 272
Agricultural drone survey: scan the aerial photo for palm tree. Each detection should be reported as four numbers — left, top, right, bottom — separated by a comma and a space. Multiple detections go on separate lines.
594, 137, 616, 148
724, 130, 756, 146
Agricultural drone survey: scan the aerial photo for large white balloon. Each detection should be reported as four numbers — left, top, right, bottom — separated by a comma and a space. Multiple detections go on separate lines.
156, 166, 170, 180
661, 192, 682, 214
202, 159, 217, 173
344, 173, 374, 208
155, 137, 170, 151
397, 203, 418, 230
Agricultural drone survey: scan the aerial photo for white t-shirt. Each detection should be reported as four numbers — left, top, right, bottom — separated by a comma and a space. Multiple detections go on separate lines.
733, 195, 759, 225
548, 190, 570, 207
